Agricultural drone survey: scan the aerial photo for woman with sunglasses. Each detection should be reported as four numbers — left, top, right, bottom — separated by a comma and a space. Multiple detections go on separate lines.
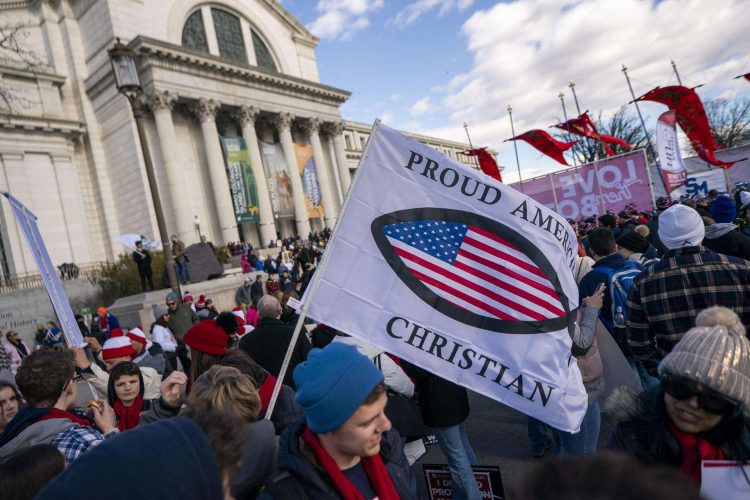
608, 306, 750, 484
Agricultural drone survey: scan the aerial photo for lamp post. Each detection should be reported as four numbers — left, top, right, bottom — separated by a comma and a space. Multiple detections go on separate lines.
108, 39, 180, 296
194, 215, 202, 240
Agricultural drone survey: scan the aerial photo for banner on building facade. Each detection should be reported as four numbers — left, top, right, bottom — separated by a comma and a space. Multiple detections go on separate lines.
259, 142, 295, 219
670, 169, 727, 200
294, 143, 324, 219
656, 111, 687, 193
219, 137, 260, 223
304, 123, 587, 432
2, 191, 84, 348
508, 150, 653, 219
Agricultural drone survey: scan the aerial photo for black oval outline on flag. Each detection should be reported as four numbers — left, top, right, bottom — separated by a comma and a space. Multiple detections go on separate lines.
371, 207, 575, 334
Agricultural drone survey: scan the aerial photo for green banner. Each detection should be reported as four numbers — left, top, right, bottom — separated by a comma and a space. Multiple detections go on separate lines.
219, 136, 260, 223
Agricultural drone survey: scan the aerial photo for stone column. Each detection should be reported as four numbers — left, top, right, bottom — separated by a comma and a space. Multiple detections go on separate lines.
193, 98, 239, 244
237, 105, 277, 245
274, 112, 311, 238
300, 118, 337, 228
329, 120, 351, 195
148, 90, 195, 242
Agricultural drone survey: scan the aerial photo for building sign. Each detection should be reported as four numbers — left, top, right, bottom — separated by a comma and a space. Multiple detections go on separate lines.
424, 464, 504, 500
219, 136, 260, 223
294, 143, 324, 219
260, 141, 295, 219
509, 150, 653, 218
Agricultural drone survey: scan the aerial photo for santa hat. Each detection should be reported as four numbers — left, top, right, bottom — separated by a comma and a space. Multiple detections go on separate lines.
127, 327, 147, 346
237, 325, 255, 339
232, 307, 244, 322
183, 321, 228, 356
196, 295, 207, 310
183, 291, 194, 303
109, 327, 125, 338
102, 336, 136, 360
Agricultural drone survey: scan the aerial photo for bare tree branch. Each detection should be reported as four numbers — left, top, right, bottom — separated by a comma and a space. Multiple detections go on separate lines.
705, 97, 750, 149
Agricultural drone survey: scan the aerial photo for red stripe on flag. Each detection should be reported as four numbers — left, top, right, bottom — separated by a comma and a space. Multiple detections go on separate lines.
470, 226, 521, 252
463, 235, 546, 279
452, 259, 564, 317
394, 246, 549, 321
457, 247, 558, 299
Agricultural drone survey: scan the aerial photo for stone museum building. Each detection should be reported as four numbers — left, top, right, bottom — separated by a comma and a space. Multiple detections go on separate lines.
0, 0, 490, 282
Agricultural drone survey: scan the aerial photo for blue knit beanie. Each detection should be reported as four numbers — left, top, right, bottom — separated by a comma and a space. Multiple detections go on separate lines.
711, 195, 737, 223
293, 343, 384, 434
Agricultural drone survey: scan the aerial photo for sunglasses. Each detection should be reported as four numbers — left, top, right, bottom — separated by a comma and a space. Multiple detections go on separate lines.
662, 375, 739, 416
166, 302, 177, 307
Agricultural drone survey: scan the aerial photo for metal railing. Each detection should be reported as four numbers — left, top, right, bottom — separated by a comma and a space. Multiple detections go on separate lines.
0, 261, 107, 294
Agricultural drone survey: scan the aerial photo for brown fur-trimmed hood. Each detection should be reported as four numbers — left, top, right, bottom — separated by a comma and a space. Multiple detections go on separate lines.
604, 386, 643, 422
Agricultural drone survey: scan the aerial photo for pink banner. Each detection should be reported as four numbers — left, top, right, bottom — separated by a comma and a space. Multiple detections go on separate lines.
510, 150, 653, 219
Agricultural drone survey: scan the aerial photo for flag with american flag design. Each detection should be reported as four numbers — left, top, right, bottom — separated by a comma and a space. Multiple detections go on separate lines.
304, 123, 587, 432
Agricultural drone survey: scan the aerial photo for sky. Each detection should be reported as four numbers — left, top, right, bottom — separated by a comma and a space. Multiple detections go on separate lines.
282, 0, 750, 183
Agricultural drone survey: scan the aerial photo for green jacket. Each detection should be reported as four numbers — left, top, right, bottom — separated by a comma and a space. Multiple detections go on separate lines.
170, 303, 198, 341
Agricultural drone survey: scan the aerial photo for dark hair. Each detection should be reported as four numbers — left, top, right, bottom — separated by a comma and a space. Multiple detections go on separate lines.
514, 452, 700, 500
587, 227, 615, 258
107, 361, 144, 406
0, 444, 65, 500
190, 350, 224, 383
180, 399, 248, 482
150, 315, 170, 334
598, 213, 617, 228
219, 349, 269, 386
363, 381, 387, 405
15, 349, 74, 407
215, 312, 238, 335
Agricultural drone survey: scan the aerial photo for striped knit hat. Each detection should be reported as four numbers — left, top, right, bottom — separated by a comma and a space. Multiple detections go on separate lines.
659, 307, 750, 415
102, 336, 136, 361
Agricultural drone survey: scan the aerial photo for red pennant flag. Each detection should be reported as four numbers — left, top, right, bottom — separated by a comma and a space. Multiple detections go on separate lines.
735, 73, 750, 82
506, 129, 577, 166
555, 113, 617, 156
635, 85, 737, 167
462, 148, 503, 182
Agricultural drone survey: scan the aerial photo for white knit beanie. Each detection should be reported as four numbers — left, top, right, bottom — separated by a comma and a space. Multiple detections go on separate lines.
659, 307, 750, 415
658, 204, 705, 249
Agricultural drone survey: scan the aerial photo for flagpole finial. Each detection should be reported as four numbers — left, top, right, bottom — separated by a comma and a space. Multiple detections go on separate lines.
558, 91, 565, 99
568, 81, 575, 89
506, 105, 512, 113
670, 59, 676, 67
621, 64, 628, 73
463, 122, 468, 129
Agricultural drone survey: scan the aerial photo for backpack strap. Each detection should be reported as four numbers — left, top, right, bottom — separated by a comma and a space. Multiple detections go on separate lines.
261, 471, 309, 499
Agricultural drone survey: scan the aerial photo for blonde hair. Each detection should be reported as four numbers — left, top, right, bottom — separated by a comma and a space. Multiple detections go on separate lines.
187, 365, 261, 422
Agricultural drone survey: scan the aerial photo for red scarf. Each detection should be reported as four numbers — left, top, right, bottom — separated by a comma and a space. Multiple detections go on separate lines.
39, 408, 93, 427
99, 315, 108, 330
114, 396, 144, 431
258, 375, 277, 414
302, 426, 399, 500
668, 421, 725, 484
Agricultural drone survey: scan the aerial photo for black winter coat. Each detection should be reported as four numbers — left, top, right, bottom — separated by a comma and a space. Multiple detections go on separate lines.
258, 417, 418, 499
401, 360, 470, 428
702, 226, 750, 260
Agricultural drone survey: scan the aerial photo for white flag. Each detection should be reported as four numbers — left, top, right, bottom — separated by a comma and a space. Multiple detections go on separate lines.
656, 111, 687, 192
306, 124, 587, 432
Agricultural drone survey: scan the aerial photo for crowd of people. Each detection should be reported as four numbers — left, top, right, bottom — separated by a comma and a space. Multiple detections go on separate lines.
1, 190, 750, 498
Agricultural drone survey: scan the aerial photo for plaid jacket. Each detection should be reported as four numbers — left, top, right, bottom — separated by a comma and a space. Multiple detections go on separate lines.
52, 425, 118, 463
627, 246, 750, 361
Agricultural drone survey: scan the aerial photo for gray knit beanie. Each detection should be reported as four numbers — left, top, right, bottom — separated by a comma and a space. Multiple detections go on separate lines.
153, 304, 169, 320
658, 306, 750, 415
165, 292, 178, 303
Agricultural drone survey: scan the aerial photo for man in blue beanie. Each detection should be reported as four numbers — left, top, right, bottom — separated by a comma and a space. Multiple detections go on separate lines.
260, 343, 417, 499
703, 194, 750, 259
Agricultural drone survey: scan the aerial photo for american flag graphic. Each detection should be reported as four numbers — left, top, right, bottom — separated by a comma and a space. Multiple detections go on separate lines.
384, 219, 565, 322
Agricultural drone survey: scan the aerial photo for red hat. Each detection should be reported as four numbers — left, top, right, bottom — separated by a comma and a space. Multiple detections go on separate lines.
196, 295, 207, 310
183, 320, 228, 356
110, 327, 125, 338
183, 292, 194, 303
127, 327, 147, 345
102, 336, 136, 360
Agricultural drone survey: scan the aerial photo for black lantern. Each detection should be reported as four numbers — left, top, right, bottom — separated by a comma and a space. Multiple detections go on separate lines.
108, 39, 141, 95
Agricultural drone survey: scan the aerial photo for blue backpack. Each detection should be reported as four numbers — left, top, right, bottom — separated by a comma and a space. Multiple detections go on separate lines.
596, 260, 642, 334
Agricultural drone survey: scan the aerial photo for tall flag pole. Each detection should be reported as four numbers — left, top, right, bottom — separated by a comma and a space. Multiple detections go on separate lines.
463, 122, 481, 170
622, 65, 667, 196
507, 105, 524, 193
568, 81, 609, 156
621, 64, 659, 166
558, 91, 578, 169
671, 59, 683, 85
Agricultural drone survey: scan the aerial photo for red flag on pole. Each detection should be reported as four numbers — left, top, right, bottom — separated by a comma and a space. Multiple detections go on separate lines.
634, 85, 741, 167
462, 148, 503, 182
506, 129, 577, 166
554, 113, 619, 156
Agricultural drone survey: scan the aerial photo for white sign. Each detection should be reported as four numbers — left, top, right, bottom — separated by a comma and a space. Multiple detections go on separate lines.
306, 124, 587, 432
670, 169, 727, 199
656, 111, 687, 192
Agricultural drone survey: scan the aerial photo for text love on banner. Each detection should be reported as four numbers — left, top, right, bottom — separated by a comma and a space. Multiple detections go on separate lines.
508, 150, 653, 219
305, 123, 587, 432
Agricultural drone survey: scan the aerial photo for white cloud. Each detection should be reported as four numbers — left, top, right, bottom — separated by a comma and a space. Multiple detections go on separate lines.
391, 0, 475, 28
410, 96, 434, 115
308, 0, 384, 40
410, 0, 750, 182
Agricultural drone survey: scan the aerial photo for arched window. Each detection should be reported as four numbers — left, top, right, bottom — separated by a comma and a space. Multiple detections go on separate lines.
182, 10, 209, 53
181, 7, 280, 72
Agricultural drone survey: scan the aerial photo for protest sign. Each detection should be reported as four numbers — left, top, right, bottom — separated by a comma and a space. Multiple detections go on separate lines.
301, 123, 587, 431
424, 464, 504, 500
219, 137, 260, 223
656, 111, 687, 193
670, 169, 727, 200
294, 143, 325, 219
2, 192, 85, 348
509, 150, 653, 218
